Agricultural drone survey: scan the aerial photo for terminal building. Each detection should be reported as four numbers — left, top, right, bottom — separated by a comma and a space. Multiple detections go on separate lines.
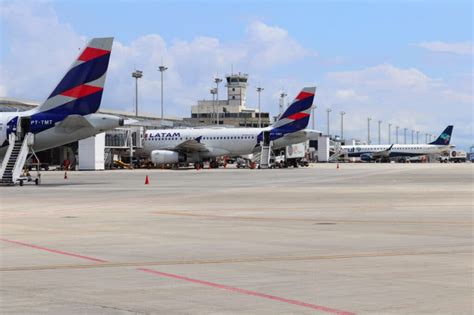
186, 73, 271, 127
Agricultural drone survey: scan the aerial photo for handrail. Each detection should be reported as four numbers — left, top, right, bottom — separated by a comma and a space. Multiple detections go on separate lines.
0, 133, 16, 179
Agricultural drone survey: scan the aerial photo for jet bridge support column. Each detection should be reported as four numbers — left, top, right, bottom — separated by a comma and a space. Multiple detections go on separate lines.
78, 133, 105, 170
317, 135, 330, 162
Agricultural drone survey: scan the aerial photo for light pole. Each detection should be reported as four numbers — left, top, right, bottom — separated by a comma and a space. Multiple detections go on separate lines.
404, 128, 407, 144
214, 77, 222, 125
340, 111, 346, 140
367, 117, 372, 144
256, 86, 264, 127
416, 131, 419, 144
158, 65, 168, 121
131, 70, 143, 117
130, 69, 142, 169
425, 133, 429, 143
396, 125, 399, 143
210, 88, 217, 124
378, 120, 382, 144
326, 108, 332, 136
388, 123, 392, 143
279, 92, 287, 115
411, 129, 414, 144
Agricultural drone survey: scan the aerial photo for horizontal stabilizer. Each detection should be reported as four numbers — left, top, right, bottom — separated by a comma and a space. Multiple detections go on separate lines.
55, 115, 93, 130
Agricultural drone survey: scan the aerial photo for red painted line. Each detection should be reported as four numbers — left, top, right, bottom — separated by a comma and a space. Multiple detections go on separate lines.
137, 268, 355, 315
1, 238, 354, 314
0, 238, 108, 263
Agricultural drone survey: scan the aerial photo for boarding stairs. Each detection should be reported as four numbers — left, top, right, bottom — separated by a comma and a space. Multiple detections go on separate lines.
259, 141, 274, 169
0, 133, 33, 186
329, 141, 346, 162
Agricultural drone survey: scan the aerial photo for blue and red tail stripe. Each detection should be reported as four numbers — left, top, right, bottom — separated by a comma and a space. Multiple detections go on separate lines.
48, 53, 110, 99
279, 88, 315, 121
78, 47, 110, 62
22, 37, 114, 134
255, 87, 315, 145
60, 84, 103, 99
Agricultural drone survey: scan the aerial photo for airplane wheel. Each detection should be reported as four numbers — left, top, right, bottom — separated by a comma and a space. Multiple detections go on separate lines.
19, 180, 24, 187
210, 161, 219, 168
194, 162, 201, 170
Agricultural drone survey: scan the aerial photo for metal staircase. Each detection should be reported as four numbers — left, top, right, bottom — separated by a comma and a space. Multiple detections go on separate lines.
259, 141, 273, 169
0, 133, 32, 186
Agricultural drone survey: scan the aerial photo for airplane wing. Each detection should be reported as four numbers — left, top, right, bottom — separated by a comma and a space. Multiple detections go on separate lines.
163, 136, 210, 153
55, 115, 94, 130
280, 130, 308, 142
373, 144, 394, 159
281, 129, 321, 141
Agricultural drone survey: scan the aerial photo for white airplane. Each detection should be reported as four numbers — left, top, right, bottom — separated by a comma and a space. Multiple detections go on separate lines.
143, 87, 317, 168
339, 125, 454, 162
0, 37, 123, 159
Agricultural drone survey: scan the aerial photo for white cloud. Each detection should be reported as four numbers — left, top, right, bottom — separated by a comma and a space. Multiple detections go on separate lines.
0, 2, 316, 116
441, 90, 473, 104
0, 2, 471, 149
319, 64, 472, 148
416, 41, 473, 55
326, 63, 439, 91
335, 89, 368, 102
245, 21, 314, 69
0, 1, 85, 100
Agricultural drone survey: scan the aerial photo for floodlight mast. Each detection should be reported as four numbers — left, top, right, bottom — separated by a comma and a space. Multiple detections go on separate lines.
158, 65, 168, 121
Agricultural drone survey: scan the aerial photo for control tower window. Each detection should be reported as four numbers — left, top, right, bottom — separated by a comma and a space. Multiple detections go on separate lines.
232, 88, 235, 91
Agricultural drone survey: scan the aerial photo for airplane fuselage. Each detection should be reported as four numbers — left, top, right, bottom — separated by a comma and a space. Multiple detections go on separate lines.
341, 144, 450, 158
143, 127, 308, 162
0, 110, 123, 158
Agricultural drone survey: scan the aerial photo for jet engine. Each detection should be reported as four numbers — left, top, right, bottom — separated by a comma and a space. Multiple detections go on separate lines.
151, 150, 187, 164
86, 113, 124, 131
360, 153, 373, 162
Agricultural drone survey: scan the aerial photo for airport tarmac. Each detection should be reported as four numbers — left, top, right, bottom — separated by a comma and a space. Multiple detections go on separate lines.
0, 163, 472, 314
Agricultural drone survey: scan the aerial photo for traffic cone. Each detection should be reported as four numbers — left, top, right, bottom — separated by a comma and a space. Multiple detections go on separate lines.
145, 175, 150, 185
64, 171, 68, 179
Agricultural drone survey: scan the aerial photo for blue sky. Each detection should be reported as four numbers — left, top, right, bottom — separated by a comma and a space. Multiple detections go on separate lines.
1, 0, 473, 148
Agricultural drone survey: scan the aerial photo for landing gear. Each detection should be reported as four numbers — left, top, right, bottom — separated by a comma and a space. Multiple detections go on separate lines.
209, 160, 219, 169
194, 162, 204, 170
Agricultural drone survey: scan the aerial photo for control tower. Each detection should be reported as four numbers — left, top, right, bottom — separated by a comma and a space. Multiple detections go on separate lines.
189, 72, 270, 127
226, 73, 248, 108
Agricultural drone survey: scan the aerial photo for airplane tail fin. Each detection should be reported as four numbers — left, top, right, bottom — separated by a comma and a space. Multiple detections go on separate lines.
35, 37, 114, 116
429, 125, 453, 145
272, 87, 316, 131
